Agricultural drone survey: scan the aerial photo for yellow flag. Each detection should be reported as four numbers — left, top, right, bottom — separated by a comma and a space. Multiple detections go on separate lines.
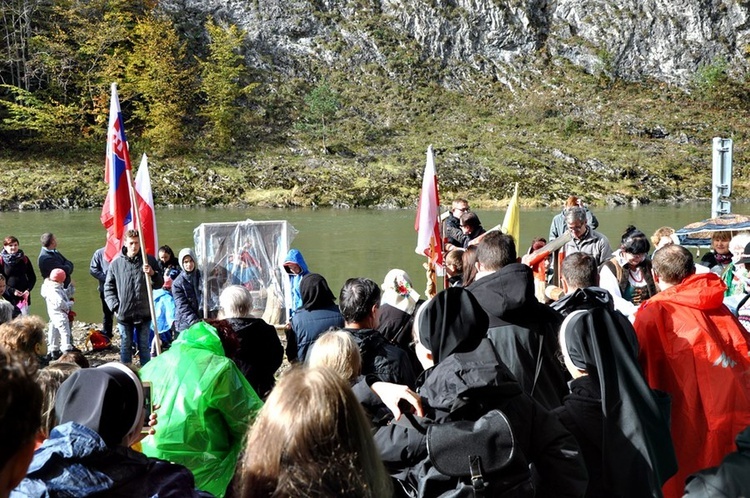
501, 183, 520, 245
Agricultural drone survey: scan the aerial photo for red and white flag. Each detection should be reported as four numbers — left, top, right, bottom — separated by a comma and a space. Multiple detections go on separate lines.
101, 83, 133, 262
415, 145, 443, 268
129, 153, 158, 257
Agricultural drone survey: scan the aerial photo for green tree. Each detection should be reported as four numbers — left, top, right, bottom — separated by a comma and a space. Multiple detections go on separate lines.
198, 18, 256, 152
124, 14, 192, 155
299, 82, 341, 150
0, 84, 79, 138
692, 57, 730, 102
0, 0, 150, 145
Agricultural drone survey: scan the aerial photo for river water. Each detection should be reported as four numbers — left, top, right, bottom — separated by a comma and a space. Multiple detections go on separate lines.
0, 202, 744, 323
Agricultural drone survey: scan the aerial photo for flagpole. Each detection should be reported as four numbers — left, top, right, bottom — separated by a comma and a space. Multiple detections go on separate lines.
438, 207, 447, 291
125, 168, 162, 356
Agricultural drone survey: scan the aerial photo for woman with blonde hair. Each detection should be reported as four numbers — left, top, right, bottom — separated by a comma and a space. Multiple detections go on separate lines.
307, 330, 361, 383
310, 330, 425, 431
236, 367, 392, 498
650, 226, 676, 252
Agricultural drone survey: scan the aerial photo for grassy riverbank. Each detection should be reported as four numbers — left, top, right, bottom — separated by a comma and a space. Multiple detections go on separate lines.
2, 62, 748, 210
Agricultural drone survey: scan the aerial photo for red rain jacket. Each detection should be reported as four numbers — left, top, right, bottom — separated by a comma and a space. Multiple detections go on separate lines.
634, 272, 750, 498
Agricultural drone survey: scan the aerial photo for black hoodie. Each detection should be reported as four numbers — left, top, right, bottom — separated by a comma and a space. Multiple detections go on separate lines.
467, 263, 569, 410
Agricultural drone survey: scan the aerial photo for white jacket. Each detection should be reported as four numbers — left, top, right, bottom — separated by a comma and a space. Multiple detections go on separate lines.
40, 279, 73, 314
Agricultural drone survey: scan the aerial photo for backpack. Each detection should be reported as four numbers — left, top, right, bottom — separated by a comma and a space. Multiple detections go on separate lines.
401, 407, 536, 498
85, 329, 112, 351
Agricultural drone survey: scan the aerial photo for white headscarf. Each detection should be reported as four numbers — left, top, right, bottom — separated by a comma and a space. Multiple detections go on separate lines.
380, 269, 420, 314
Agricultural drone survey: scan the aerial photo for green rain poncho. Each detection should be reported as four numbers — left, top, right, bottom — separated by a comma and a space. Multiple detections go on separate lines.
140, 321, 263, 497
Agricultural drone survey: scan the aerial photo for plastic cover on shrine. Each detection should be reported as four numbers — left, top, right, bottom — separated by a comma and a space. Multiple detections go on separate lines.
193, 220, 297, 326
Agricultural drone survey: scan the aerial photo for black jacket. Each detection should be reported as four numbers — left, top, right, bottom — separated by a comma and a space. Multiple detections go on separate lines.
0, 250, 36, 305
225, 316, 283, 399
554, 376, 609, 498
467, 263, 569, 410
104, 248, 163, 323
376, 340, 588, 498
344, 327, 416, 388
38, 247, 74, 287
443, 213, 467, 248
172, 270, 203, 333
684, 425, 750, 497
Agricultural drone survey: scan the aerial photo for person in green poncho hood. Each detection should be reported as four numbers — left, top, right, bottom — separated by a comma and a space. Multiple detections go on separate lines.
139, 320, 263, 498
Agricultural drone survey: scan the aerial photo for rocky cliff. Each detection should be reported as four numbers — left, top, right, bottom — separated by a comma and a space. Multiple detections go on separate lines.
161, 0, 749, 88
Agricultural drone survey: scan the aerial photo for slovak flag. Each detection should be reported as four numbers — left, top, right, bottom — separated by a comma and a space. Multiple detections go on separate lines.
129, 154, 159, 257
415, 145, 443, 268
101, 83, 133, 261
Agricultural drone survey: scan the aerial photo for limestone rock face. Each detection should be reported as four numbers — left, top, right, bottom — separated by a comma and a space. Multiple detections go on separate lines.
161, 0, 750, 87
549, 0, 750, 85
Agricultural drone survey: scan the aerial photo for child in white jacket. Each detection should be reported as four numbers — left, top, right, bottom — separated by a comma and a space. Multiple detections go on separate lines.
40, 268, 75, 358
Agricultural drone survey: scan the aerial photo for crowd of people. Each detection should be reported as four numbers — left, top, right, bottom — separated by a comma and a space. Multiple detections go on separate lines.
2, 198, 750, 497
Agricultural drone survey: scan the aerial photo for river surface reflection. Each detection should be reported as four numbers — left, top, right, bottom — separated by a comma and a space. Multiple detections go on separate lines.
0, 202, 743, 323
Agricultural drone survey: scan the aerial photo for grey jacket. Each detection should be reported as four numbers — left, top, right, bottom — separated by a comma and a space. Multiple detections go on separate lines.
89, 247, 110, 292
104, 248, 163, 323
562, 228, 612, 266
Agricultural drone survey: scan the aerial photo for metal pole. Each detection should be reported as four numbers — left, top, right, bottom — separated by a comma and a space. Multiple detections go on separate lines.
201, 224, 209, 319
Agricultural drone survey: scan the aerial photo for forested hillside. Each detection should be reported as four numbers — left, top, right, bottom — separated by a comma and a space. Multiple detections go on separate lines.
1, 0, 749, 209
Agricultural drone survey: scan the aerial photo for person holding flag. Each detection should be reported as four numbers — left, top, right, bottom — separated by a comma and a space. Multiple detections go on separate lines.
104, 229, 163, 366
100, 83, 163, 357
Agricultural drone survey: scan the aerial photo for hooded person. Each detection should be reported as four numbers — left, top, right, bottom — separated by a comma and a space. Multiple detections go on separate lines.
555, 308, 678, 497
378, 269, 423, 348
467, 231, 569, 410
283, 249, 309, 316
633, 245, 750, 498
12, 363, 208, 497
40, 268, 75, 360
171, 248, 203, 334
288, 274, 344, 362
415, 287, 485, 365
377, 287, 589, 498
139, 321, 263, 498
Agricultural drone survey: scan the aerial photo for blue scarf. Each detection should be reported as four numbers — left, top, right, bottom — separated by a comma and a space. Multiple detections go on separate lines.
1, 248, 25, 266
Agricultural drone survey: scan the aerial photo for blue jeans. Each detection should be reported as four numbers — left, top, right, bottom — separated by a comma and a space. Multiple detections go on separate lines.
118, 321, 151, 365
